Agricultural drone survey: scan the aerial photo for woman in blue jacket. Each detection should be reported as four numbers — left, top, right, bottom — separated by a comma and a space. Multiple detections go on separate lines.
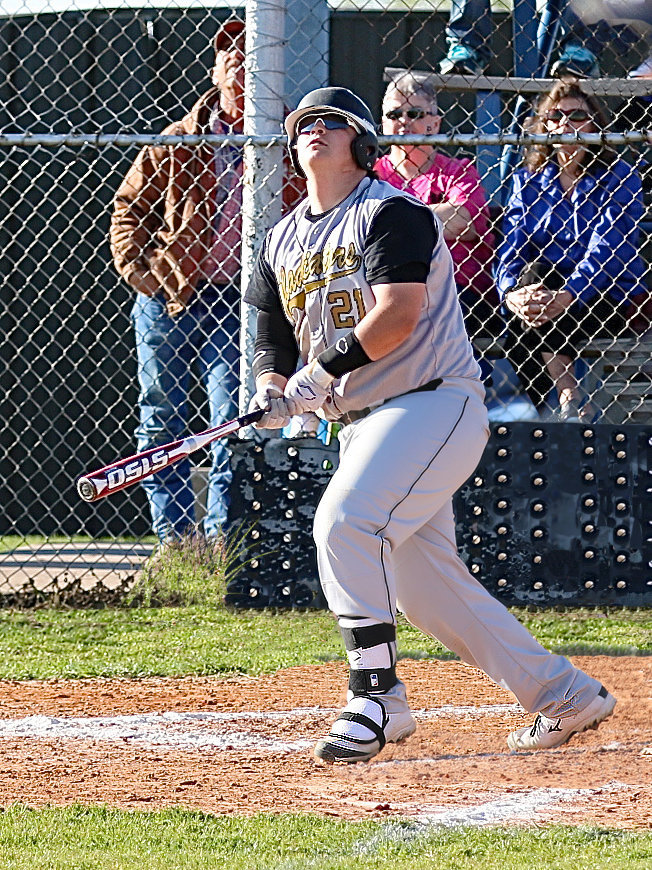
496, 80, 647, 421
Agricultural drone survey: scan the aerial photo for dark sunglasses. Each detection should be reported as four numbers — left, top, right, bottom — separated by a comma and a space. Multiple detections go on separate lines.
544, 109, 592, 123
296, 113, 351, 135
384, 108, 433, 121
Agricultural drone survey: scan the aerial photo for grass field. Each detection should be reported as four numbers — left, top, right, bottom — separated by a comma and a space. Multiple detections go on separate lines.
0, 606, 649, 680
1, 806, 651, 870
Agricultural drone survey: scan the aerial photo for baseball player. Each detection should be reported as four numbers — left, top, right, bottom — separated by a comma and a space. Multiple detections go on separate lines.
244, 86, 616, 762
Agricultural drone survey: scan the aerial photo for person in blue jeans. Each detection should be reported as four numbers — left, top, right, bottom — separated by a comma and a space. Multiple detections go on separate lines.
439, 0, 640, 77
111, 17, 302, 542
130, 286, 239, 540
111, 19, 248, 542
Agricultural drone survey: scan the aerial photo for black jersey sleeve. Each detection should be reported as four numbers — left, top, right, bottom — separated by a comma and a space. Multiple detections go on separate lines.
244, 236, 299, 379
252, 307, 299, 380
364, 197, 438, 286
244, 236, 279, 312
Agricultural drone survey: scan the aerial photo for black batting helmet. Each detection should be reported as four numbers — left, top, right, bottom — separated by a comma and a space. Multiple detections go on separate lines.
285, 86, 379, 177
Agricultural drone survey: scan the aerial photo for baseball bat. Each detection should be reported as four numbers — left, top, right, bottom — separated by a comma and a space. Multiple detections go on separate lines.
76, 408, 264, 503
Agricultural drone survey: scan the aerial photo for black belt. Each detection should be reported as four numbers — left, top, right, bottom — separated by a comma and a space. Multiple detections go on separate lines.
338, 378, 443, 426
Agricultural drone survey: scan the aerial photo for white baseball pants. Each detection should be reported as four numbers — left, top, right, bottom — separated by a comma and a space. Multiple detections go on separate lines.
313, 377, 602, 719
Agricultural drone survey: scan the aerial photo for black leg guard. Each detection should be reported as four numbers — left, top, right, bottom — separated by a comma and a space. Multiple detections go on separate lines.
339, 622, 398, 696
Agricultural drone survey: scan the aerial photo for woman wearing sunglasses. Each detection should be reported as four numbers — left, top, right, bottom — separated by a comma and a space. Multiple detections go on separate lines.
496, 80, 647, 421
375, 75, 500, 358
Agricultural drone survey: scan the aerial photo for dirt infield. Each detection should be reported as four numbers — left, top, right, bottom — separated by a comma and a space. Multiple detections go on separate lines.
0, 657, 649, 828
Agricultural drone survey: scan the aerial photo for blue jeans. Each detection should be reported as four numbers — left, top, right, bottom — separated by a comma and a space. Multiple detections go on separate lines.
447, 0, 493, 64
447, 0, 638, 64
132, 284, 239, 542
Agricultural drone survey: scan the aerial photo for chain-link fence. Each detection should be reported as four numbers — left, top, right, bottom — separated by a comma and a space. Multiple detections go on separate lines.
1, 0, 650, 598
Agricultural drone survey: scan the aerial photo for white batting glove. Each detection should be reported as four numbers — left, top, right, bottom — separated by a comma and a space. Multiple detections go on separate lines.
248, 383, 292, 430
284, 360, 335, 416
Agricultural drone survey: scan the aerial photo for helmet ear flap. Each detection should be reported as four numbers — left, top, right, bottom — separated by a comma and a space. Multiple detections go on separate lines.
289, 139, 305, 178
351, 132, 379, 172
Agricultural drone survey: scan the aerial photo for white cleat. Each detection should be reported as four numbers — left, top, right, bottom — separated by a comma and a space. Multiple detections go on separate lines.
314, 695, 416, 764
628, 54, 652, 79
507, 685, 616, 751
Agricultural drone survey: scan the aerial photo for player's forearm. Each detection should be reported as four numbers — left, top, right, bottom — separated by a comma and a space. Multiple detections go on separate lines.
255, 371, 288, 391
252, 309, 300, 381
353, 282, 424, 360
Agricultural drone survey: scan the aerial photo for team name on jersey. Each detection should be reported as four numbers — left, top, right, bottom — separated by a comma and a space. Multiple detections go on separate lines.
278, 242, 362, 317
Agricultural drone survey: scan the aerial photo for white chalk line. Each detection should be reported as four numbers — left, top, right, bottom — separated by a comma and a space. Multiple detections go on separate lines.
401, 781, 632, 827
354, 782, 632, 852
413, 703, 522, 719
0, 710, 316, 753
0, 703, 522, 753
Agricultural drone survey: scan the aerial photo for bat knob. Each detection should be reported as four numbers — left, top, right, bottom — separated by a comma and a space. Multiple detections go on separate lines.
77, 477, 98, 502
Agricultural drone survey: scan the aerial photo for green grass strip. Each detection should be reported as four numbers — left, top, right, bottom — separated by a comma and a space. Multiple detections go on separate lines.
0, 806, 650, 870
0, 536, 157, 552
0, 607, 648, 681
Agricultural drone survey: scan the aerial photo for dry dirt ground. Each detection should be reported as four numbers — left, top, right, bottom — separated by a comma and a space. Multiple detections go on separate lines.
0, 658, 650, 828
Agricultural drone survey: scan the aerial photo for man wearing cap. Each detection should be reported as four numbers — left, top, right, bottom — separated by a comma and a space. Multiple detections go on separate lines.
110, 18, 300, 543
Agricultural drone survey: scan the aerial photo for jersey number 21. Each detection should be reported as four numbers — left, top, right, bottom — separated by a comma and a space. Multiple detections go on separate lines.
327, 288, 366, 329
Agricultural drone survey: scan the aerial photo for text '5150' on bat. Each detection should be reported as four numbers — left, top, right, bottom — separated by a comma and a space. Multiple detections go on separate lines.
76, 408, 264, 503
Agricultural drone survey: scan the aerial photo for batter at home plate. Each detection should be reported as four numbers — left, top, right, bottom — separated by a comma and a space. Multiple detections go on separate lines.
244, 86, 616, 763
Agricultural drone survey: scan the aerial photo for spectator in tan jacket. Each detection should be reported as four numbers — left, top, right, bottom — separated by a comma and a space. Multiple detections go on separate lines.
111, 16, 301, 542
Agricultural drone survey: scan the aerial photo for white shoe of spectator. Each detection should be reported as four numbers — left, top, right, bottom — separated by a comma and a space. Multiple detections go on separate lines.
628, 54, 652, 79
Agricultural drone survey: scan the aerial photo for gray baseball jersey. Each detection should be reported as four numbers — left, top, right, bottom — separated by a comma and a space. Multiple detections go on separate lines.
246, 176, 481, 420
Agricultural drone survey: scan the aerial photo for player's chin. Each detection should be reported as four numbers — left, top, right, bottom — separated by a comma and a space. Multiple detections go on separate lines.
304, 143, 327, 160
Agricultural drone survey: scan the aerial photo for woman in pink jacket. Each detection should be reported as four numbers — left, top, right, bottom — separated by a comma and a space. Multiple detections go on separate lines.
375, 74, 501, 356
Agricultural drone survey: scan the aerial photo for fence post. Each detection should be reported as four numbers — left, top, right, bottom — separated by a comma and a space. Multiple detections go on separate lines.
239, 0, 286, 421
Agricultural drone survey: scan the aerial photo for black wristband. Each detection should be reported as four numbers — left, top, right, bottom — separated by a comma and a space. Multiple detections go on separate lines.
317, 330, 372, 379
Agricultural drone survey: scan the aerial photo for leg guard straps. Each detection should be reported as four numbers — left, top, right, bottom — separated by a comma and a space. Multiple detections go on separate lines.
348, 666, 397, 695
338, 709, 387, 750
340, 622, 398, 696
340, 622, 396, 651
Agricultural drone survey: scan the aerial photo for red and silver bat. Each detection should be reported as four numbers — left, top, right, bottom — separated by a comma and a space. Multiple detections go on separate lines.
76, 408, 264, 503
